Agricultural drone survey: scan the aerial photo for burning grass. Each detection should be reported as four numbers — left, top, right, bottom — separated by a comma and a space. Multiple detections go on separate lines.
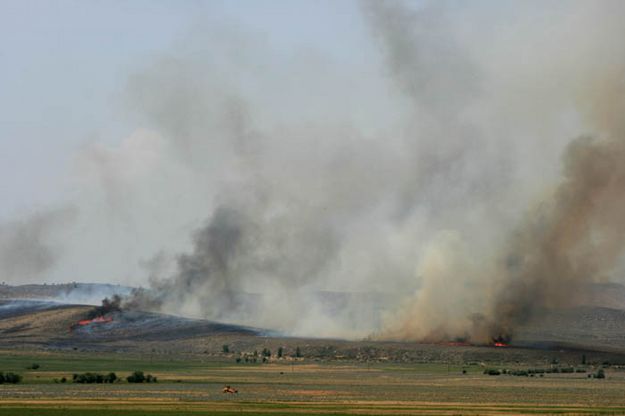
69, 296, 121, 330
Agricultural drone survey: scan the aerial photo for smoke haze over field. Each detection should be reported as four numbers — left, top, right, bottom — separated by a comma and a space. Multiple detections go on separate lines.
0, 208, 75, 283
2, 0, 625, 340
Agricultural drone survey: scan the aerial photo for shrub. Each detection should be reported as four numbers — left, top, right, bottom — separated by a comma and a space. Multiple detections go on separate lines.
484, 369, 501, 376
29, 364, 40, 370
277, 347, 283, 358
127, 371, 157, 383
72, 372, 117, 384
127, 371, 145, 383
4, 373, 22, 384
222, 345, 230, 353
295, 347, 302, 358
596, 369, 606, 379
74, 373, 96, 383
0, 372, 22, 384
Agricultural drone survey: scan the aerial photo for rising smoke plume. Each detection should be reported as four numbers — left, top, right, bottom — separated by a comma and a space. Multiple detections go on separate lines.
20, 0, 625, 341
0, 207, 75, 283
372, 0, 625, 342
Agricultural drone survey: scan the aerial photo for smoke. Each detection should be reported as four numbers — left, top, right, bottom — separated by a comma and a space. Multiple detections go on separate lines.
87, 295, 122, 319
490, 134, 625, 341
8, 0, 624, 341
0, 207, 75, 283
118, 0, 625, 341
370, 0, 625, 342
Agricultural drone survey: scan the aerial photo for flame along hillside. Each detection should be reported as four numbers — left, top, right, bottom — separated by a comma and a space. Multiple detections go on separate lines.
0, 298, 263, 354
69, 295, 120, 330
1, 283, 625, 364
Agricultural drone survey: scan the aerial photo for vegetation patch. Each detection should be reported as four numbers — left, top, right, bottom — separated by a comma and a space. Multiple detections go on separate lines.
72, 372, 118, 384
0, 372, 22, 384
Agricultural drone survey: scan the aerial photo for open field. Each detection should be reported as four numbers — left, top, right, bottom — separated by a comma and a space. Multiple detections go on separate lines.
3, 299, 625, 414
2, 351, 625, 415
4, 295, 625, 414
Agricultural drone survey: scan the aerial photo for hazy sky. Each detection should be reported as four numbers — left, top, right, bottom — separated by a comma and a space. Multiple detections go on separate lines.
1, 0, 407, 289
0, 0, 373, 218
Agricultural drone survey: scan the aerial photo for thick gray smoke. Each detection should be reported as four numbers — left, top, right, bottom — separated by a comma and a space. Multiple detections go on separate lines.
0, 208, 75, 283
372, 0, 625, 342
20, 0, 625, 340
490, 133, 625, 341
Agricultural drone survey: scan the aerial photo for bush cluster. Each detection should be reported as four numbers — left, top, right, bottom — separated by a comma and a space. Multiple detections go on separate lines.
0, 372, 22, 384
126, 371, 157, 383
72, 372, 118, 384
589, 369, 606, 379
487, 367, 588, 377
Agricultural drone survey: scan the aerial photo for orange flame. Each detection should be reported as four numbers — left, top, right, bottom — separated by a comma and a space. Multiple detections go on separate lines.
76, 316, 113, 326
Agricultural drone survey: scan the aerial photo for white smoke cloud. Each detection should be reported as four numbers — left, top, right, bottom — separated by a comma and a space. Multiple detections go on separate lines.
0, 207, 76, 283
7, 1, 625, 340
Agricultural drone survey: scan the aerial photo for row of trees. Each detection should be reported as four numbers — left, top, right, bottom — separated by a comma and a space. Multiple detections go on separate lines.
73, 372, 118, 384
484, 366, 606, 379
224, 345, 303, 360
72, 371, 157, 384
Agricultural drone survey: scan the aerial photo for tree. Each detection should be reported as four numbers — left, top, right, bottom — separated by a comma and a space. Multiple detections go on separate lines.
127, 370, 156, 383
222, 344, 230, 353
295, 347, 302, 358
127, 371, 146, 383
277, 347, 283, 358
3, 373, 22, 383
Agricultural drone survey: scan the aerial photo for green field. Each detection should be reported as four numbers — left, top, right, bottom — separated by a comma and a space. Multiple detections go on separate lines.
1, 351, 625, 415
